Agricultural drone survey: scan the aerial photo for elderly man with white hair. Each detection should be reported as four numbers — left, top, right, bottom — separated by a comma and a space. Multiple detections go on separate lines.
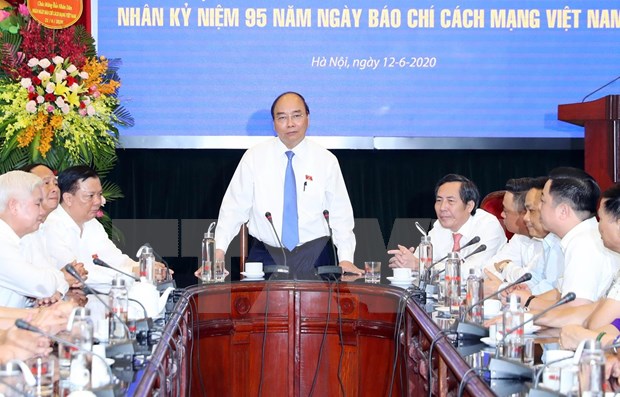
0, 170, 68, 308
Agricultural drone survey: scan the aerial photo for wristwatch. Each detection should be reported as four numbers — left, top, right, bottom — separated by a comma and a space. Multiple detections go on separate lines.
524, 295, 536, 311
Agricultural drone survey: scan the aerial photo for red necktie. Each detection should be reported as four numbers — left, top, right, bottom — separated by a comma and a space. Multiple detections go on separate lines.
452, 233, 463, 252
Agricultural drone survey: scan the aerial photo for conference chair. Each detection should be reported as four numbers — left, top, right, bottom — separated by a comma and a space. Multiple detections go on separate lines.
480, 190, 512, 240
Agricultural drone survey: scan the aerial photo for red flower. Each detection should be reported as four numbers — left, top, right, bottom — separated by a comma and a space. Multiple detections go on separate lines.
44, 93, 55, 102
66, 76, 77, 87
32, 76, 41, 86
27, 92, 37, 100
48, 64, 54, 73
79, 101, 86, 109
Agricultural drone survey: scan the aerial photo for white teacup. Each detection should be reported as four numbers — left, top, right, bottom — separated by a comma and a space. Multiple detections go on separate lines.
523, 312, 536, 334
245, 262, 263, 275
393, 268, 412, 280
483, 299, 502, 316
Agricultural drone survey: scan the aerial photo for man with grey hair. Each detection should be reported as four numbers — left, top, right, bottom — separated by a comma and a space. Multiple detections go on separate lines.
0, 171, 68, 308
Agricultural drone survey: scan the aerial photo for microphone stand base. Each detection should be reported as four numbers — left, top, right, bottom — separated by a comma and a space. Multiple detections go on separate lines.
316, 266, 343, 280
106, 340, 138, 358
488, 357, 534, 380
264, 265, 289, 274
157, 279, 177, 292
454, 321, 489, 340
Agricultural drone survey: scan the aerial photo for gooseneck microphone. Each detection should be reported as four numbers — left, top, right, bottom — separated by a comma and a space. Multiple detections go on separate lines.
488, 292, 577, 380
65, 265, 136, 356
318, 210, 343, 279
582, 75, 620, 103
15, 319, 116, 386
454, 272, 533, 340
264, 212, 289, 274
425, 236, 481, 279
92, 256, 140, 282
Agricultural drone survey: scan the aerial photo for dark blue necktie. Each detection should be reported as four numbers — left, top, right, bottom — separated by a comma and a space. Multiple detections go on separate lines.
282, 151, 299, 251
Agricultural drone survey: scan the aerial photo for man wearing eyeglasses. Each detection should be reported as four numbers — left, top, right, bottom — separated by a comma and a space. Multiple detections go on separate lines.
209, 91, 363, 278
42, 165, 169, 286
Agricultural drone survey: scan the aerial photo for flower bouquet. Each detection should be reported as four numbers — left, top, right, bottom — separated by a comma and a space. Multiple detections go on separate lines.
0, 1, 132, 240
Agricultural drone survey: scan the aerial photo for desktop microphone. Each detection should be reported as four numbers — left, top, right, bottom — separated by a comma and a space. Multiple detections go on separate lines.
92, 256, 140, 282
65, 265, 137, 357
264, 212, 290, 275
15, 319, 116, 387
317, 210, 343, 279
141, 243, 177, 290
488, 292, 576, 380
581, 74, 620, 102
425, 236, 481, 281
454, 272, 533, 340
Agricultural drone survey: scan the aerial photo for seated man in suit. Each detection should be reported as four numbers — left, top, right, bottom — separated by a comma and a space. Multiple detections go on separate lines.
20, 164, 88, 304
484, 177, 564, 298
0, 171, 69, 308
42, 165, 168, 287
388, 173, 506, 276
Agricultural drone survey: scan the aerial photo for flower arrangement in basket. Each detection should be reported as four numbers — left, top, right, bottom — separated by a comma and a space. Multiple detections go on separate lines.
0, 0, 132, 239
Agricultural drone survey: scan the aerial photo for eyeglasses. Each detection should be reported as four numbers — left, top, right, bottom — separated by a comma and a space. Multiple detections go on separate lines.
274, 113, 306, 124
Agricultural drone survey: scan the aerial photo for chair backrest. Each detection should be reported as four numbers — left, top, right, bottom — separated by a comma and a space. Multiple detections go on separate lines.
480, 190, 513, 240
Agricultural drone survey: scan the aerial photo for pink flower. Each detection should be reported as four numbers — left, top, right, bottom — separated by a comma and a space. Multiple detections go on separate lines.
25, 100, 37, 113
96, 210, 104, 218
18, 4, 29, 17
0, 11, 10, 22
46, 105, 54, 113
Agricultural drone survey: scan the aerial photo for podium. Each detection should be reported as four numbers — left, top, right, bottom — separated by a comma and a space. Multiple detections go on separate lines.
132, 281, 495, 397
558, 95, 620, 191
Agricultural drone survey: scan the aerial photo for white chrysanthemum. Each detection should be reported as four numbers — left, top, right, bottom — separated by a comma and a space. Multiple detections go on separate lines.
38, 59, 51, 69
20, 78, 32, 89
52, 56, 64, 65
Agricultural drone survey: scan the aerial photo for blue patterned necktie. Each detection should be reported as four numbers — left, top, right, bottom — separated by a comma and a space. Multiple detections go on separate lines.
282, 151, 299, 251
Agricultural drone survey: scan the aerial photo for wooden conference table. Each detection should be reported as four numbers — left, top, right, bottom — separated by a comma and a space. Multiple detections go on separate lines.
131, 278, 498, 396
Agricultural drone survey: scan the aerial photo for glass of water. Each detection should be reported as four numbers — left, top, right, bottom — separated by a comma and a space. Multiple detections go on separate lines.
364, 261, 381, 283
214, 260, 226, 282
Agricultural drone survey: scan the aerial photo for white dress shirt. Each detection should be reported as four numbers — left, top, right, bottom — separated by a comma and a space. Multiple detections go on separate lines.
42, 205, 137, 287
488, 233, 564, 295
215, 137, 356, 262
20, 229, 70, 296
559, 217, 620, 301
0, 219, 68, 308
421, 208, 506, 274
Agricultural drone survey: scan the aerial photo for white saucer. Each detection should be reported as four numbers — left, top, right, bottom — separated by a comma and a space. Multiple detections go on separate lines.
387, 276, 415, 284
524, 325, 541, 335
240, 271, 265, 279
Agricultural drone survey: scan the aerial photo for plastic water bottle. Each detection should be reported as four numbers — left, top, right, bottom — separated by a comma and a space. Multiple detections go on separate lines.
418, 235, 433, 287
68, 307, 94, 391
465, 268, 484, 324
445, 252, 461, 315
108, 276, 128, 342
139, 246, 155, 284
502, 294, 524, 361
201, 222, 216, 283
579, 339, 605, 396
